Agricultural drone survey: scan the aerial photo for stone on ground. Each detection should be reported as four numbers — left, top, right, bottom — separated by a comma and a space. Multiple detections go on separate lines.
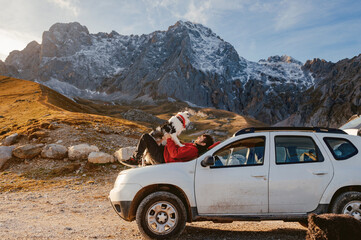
0, 146, 15, 168
88, 152, 115, 164
3, 133, 19, 146
41, 144, 68, 159
12, 144, 44, 159
114, 146, 136, 162
68, 144, 99, 160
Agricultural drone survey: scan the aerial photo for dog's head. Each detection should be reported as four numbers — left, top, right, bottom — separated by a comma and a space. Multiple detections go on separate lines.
175, 111, 191, 129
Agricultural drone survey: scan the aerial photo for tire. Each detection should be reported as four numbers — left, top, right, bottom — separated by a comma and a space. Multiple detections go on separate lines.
331, 191, 361, 221
136, 191, 187, 239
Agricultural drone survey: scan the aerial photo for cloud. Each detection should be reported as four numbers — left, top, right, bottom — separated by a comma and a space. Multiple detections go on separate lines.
182, 0, 246, 24
183, 1, 212, 24
47, 0, 80, 16
274, 0, 313, 31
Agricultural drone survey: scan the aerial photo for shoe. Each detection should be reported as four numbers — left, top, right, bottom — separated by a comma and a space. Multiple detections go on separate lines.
123, 157, 140, 166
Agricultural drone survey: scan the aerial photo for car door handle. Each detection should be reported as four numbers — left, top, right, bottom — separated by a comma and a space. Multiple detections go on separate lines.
251, 175, 266, 178
312, 172, 328, 176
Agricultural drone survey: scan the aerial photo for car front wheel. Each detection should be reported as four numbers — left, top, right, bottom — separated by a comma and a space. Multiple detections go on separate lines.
331, 191, 361, 221
136, 191, 187, 239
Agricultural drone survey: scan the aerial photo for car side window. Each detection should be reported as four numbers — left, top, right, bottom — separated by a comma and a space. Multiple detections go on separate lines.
324, 137, 358, 160
275, 136, 324, 164
212, 137, 265, 167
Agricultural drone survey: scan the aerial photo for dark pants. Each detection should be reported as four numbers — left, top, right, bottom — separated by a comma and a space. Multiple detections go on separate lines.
134, 134, 164, 164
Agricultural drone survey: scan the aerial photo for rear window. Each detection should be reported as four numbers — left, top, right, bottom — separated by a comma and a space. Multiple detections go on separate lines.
324, 138, 358, 160
275, 136, 324, 164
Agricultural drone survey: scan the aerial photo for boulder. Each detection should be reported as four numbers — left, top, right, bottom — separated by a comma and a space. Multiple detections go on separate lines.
3, 133, 19, 146
13, 144, 44, 159
0, 146, 14, 169
68, 144, 99, 160
88, 152, 115, 164
41, 144, 68, 159
114, 146, 136, 162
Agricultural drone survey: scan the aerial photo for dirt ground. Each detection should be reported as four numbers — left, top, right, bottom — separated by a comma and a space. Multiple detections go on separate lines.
0, 160, 307, 240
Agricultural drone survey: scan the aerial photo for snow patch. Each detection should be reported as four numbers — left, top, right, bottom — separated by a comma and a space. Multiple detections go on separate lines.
184, 101, 204, 108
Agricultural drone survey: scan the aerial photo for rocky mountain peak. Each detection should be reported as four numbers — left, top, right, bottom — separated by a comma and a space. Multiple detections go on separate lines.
0, 21, 359, 127
41, 22, 91, 58
4, 40, 41, 79
169, 21, 245, 75
261, 55, 303, 65
303, 58, 335, 80
48, 22, 89, 36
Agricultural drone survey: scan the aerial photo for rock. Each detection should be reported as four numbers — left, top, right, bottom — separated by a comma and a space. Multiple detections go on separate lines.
114, 146, 136, 162
68, 144, 99, 160
29, 131, 48, 140
41, 144, 68, 159
0, 146, 15, 169
3, 133, 19, 146
13, 144, 44, 159
88, 152, 115, 164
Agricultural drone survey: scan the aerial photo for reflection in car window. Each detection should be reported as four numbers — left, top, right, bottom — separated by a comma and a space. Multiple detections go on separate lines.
275, 136, 324, 164
324, 137, 358, 160
213, 137, 265, 167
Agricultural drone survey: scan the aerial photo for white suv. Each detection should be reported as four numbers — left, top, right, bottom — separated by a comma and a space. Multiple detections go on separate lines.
109, 127, 361, 239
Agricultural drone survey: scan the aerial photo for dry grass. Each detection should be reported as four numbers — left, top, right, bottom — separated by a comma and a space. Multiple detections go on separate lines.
0, 171, 75, 192
0, 76, 147, 140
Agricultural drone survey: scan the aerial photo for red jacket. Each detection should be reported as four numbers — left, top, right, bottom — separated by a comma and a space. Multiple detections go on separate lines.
164, 138, 199, 163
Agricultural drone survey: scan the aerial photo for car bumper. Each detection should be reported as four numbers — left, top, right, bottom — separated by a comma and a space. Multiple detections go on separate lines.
109, 183, 142, 221
109, 198, 133, 221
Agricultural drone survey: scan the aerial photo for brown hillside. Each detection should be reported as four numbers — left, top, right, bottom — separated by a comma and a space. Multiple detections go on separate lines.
0, 75, 267, 144
0, 76, 147, 139
73, 99, 268, 141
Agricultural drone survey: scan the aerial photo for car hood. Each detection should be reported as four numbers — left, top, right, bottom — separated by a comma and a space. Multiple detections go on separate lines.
117, 160, 197, 187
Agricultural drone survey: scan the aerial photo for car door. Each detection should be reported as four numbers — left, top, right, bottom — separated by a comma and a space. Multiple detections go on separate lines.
268, 132, 333, 213
194, 133, 269, 215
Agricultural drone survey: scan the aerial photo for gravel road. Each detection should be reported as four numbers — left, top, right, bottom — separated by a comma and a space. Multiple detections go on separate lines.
0, 173, 307, 240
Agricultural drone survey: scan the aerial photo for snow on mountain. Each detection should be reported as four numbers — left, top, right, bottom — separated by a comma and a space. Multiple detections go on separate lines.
1, 21, 343, 126
179, 21, 246, 77
246, 55, 314, 91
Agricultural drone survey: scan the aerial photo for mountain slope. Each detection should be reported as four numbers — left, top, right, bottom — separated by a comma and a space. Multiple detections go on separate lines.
279, 55, 361, 127
0, 21, 359, 126
0, 76, 146, 139
1, 76, 267, 144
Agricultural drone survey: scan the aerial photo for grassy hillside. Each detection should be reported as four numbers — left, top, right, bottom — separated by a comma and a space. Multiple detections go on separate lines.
0, 76, 147, 139
0, 75, 267, 144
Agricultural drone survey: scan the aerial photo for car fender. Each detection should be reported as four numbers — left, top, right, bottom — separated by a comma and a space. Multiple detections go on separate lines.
320, 156, 361, 203
120, 161, 197, 206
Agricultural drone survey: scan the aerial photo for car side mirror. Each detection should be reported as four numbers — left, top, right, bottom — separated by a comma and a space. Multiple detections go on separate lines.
201, 155, 215, 167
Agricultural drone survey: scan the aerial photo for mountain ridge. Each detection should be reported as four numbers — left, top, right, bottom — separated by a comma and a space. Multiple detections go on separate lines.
0, 21, 359, 127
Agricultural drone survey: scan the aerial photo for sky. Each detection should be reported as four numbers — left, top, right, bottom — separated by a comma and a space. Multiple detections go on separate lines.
0, 0, 361, 63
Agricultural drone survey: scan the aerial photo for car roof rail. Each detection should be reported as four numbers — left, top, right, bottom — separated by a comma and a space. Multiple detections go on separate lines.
234, 127, 347, 136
